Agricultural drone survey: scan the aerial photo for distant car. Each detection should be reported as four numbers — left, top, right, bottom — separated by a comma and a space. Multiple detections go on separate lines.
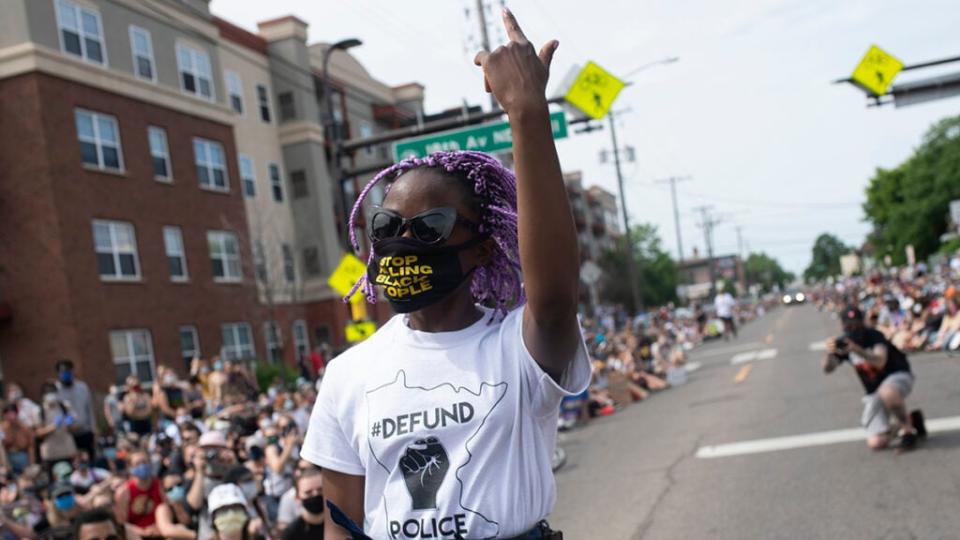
782, 290, 806, 306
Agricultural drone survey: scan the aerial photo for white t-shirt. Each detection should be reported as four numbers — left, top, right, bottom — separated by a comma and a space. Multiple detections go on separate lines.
302, 306, 590, 539
715, 293, 736, 318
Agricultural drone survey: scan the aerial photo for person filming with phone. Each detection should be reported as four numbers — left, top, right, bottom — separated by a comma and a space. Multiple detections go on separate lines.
824, 306, 926, 451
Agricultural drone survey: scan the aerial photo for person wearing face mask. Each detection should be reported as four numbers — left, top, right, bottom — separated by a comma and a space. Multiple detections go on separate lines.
121, 376, 155, 438
53, 360, 97, 464
113, 451, 162, 537
35, 382, 78, 475
207, 484, 263, 540
6, 384, 41, 430
69, 451, 110, 495
154, 367, 187, 429
261, 423, 297, 523
279, 469, 323, 540
42, 482, 85, 536
156, 470, 197, 540
186, 431, 240, 540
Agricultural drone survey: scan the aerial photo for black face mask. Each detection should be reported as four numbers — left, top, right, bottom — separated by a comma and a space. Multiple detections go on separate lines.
302, 494, 325, 515
367, 235, 487, 314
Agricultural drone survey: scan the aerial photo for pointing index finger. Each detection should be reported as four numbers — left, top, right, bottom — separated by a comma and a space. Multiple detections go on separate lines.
502, 6, 528, 43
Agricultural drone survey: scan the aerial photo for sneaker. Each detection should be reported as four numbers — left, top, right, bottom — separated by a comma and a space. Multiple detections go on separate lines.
911, 410, 927, 438
898, 431, 918, 452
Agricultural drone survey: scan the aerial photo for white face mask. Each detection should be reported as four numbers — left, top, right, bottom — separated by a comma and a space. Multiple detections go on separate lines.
214, 510, 247, 535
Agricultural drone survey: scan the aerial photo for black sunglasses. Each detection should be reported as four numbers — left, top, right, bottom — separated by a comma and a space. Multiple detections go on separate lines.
369, 207, 478, 244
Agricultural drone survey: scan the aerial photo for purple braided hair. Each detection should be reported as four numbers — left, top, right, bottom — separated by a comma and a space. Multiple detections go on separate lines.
345, 150, 524, 320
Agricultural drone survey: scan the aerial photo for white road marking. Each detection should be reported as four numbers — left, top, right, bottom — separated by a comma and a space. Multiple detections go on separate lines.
695, 341, 763, 358
730, 348, 778, 365
696, 415, 960, 459
685, 361, 702, 373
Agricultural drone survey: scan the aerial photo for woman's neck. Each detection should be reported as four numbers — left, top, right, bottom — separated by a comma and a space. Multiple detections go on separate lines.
406, 289, 482, 333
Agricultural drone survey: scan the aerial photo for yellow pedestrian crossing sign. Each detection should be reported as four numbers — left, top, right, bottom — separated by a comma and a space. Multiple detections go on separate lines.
851, 45, 903, 97
564, 61, 626, 119
327, 253, 367, 304
345, 321, 376, 343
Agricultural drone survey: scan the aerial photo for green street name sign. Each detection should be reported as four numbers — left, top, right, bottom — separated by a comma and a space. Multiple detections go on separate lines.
392, 111, 568, 161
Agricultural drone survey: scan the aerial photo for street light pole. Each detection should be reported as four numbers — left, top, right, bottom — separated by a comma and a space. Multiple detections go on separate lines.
608, 111, 643, 314
321, 38, 363, 251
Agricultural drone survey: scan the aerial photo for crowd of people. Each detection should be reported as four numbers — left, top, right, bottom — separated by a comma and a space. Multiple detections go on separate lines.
0, 358, 328, 540
812, 261, 960, 353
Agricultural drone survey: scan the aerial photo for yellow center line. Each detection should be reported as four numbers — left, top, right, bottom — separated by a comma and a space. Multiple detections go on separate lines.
734, 364, 753, 383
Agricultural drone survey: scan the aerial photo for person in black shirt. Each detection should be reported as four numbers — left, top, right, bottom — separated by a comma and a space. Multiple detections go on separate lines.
280, 468, 323, 540
824, 306, 925, 450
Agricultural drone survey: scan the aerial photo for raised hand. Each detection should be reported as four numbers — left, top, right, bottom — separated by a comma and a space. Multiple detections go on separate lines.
399, 436, 450, 510
473, 7, 558, 116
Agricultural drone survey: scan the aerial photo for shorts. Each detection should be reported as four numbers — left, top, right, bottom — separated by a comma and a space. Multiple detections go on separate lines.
861, 372, 914, 436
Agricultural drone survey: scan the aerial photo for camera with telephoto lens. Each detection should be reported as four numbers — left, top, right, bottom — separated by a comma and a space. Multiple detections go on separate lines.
834, 336, 848, 349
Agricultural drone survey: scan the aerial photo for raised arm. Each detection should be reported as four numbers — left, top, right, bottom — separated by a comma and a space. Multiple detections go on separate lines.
474, 8, 580, 380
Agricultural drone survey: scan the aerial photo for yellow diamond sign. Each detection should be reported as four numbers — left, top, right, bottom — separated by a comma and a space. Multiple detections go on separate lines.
345, 321, 377, 343
564, 61, 626, 120
327, 253, 367, 304
851, 45, 903, 96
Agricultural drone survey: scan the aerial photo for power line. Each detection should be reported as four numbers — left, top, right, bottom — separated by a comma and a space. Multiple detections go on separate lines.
654, 175, 691, 261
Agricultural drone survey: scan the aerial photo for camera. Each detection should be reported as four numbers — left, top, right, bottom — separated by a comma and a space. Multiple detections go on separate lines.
834, 336, 848, 349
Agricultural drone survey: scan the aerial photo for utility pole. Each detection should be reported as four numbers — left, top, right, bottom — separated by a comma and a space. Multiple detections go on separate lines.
609, 110, 643, 313
694, 205, 722, 297
474, 0, 499, 111
655, 176, 691, 261
736, 226, 744, 260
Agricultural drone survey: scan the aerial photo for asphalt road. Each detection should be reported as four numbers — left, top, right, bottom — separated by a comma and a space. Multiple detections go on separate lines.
550, 304, 960, 539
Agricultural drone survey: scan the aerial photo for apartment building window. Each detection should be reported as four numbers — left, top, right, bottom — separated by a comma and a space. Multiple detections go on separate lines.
290, 170, 308, 199
93, 220, 140, 280
55, 0, 105, 65
110, 329, 155, 383
263, 322, 282, 363
282, 244, 295, 282
177, 44, 214, 100
75, 110, 123, 171
359, 121, 374, 155
163, 226, 188, 281
256, 84, 272, 123
129, 26, 155, 81
193, 138, 228, 191
278, 92, 296, 122
302, 247, 321, 276
207, 231, 242, 282
292, 320, 309, 363
221, 323, 254, 361
148, 127, 171, 181
239, 155, 256, 197
179, 325, 200, 368
268, 163, 283, 202
225, 71, 244, 114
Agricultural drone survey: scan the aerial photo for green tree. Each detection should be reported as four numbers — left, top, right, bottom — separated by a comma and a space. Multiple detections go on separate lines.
744, 252, 794, 292
803, 233, 849, 282
598, 223, 678, 312
863, 115, 960, 263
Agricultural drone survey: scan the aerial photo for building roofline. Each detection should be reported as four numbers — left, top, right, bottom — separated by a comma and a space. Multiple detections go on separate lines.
213, 17, 268, 55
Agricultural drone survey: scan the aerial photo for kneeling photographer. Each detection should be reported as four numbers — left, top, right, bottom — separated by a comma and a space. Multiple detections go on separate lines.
823, 306, 926, 450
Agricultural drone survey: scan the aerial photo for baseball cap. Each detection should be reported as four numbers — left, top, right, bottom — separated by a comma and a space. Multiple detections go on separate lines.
841, 306, 863, 321
208, 483, 247, 514
198, 431, 229, 448
52, 462, 73, 480
51, 481, 74, 499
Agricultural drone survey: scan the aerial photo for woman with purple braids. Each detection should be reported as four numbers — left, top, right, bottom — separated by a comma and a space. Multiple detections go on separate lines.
302, 8, 588, 540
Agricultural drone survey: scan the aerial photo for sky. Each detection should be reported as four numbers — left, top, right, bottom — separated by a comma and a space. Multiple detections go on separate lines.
212, 0, 960, 274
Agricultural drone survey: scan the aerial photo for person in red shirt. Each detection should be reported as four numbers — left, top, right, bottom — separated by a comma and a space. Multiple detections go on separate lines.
114, 450, 163, 537
308, 345, 327, 379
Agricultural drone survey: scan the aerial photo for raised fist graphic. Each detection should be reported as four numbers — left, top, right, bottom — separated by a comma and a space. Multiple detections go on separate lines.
399, 436, 449, 510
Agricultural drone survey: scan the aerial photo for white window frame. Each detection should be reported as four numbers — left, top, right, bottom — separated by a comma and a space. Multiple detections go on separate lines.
292, 320, 309, 363
256, 84, 272, 123
224, 70, 244, 115
176, 43, 214, 101
239, 155, 256, 198
268, 163, 283, 202
92, 220, 140, 281
128, 25, 156, 82
359, 120, 374, 155
55, 0, 107, 66
179, 325, 200, 366
109, 329, 155, 384
75, 109, 124, 172
163, 226, 189, 282
263, 321, 282, 363
148, 126, 171, 182
207, 230, 242, 283
193, 138, 228, 192
221, 322, 254, 361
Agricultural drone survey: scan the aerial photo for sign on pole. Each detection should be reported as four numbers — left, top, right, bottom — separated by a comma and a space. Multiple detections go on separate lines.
393, 111, 568, 161
327, 253, 367, 305
851, 45, 903, 96
564, 61, 626, 119
345, 321, 377, 343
